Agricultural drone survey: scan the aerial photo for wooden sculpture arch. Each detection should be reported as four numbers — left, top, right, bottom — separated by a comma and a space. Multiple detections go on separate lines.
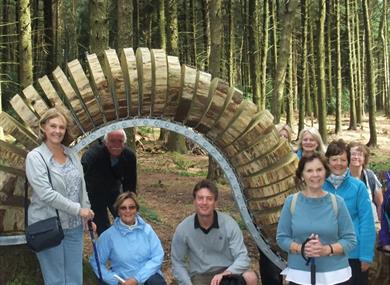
0, 47, 299, 269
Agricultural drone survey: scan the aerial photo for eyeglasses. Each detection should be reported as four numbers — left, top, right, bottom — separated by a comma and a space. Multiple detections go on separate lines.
350, 152, 364, 157
119, 205, 137, 211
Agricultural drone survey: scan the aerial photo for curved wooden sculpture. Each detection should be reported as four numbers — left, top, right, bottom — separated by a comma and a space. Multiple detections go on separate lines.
0, 47, 299, 267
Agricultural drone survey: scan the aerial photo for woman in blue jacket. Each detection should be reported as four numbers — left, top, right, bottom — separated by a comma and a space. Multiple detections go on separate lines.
90, 192, 166, 285
277, 153, 356, 285
323, 139, 375, 285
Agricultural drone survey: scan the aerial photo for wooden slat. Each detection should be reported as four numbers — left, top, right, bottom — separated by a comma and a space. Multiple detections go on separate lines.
252, 207, 282, 226
174, 65, 197, 122
224, 123, 278, 159
235, 142, 292, 176
86, 53, 116, 121
120, 48, 139, 116
0, 112, 38, 150
0, 140, 27, 170
52, 66, 93, 132
216, 100, 258, 147
240, 154, 298, 187
136, 48, 153, 116
67, 59, 105, 126
151, 49, 168, 116
247, 190, 292, 211
9, 95, 39, 134
37, 76, 81, 139
195, 79, 231, 133
206, 87, 243, 140
22, 85, 49, 117
184, 71, 212, 127
229, 129, 280, 167
164, 56, 181, 118
0, 205, 24, 232
104, 49, 128, 118
244, 174, 297, 199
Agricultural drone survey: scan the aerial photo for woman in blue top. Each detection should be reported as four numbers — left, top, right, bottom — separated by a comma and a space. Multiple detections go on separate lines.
323, 139, 375, 285
90, 192, 166, 285
296, 127, 326, 160
277, 153, 356, 285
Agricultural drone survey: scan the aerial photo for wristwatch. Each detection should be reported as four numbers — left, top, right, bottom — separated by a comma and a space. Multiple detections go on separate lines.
328, 244, 334, 256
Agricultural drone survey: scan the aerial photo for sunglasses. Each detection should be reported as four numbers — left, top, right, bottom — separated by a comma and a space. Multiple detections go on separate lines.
119, 205, 137, 211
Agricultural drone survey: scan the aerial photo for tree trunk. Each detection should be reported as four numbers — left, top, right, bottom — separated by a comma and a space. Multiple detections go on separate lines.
201, 0, 210, 70
207, 0, 223, 181
117, 0, 133, 49
346, 0, 357, 130
297, 0, 308, 134
248, 0, 262, 109
18, 0, 33, 88
362, 0, 377, 146
334, 0, 342, 133
317, 0, 327, 143
227, 0, 235, 87
260, 0, 269, 111
271, 0, 299, 124
89, 0, 109, 60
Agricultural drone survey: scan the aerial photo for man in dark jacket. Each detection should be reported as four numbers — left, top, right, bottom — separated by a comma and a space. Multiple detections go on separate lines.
82, 129, 137, 235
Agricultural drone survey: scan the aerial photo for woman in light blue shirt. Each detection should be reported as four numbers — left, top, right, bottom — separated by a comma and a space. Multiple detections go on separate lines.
277, 153, 356, 285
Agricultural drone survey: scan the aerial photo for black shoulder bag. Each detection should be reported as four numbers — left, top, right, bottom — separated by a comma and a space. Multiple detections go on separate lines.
25, 152, 64, 252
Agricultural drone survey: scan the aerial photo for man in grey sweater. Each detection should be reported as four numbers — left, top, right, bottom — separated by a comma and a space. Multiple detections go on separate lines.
171, 179, 258, 285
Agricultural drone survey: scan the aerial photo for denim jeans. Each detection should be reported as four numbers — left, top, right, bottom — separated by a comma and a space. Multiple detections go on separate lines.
36, 225, 83, 285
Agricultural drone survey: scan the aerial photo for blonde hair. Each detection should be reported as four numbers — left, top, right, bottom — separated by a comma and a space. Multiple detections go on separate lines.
297, 127, 325, 154
39, 108, 72, 144
114, 192, 139, 214
276, 124, 293, 142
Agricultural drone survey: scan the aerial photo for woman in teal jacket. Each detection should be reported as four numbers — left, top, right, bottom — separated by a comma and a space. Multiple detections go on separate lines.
323, 139, 375, 285
90, 192, 166, 285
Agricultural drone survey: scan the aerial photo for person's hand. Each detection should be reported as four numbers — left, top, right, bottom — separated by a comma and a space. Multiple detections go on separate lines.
361, 262, 370, 272
304, 234, 323, 257
210, 271, 231, 285
121, 277, 138, 285
79, 208, 94, 220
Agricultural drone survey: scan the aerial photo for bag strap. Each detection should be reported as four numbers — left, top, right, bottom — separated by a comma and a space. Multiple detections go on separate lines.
290, 192, 299, 215
24, 152, 60, 229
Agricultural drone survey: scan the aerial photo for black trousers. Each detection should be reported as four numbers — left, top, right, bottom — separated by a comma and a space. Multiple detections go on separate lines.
348, 259, 368, 285
89, 190, 120, 235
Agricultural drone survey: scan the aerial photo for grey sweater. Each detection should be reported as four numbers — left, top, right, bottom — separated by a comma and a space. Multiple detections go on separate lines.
171, 211, 250, 285
25, 143, 90, 228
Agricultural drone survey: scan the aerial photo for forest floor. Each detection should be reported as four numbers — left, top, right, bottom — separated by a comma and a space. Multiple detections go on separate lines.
82, 113, 390, 285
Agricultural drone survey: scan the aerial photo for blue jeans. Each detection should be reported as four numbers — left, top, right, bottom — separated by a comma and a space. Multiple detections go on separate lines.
36, 225, 83, 285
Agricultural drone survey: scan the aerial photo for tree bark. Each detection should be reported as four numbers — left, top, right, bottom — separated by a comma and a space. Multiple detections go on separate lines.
18, 0, 33, 88
89, 0, 109, 60
334, 0, 342, 133
271, 0, 299, 124
362, 0, 377, 146
317, 0, 327, 143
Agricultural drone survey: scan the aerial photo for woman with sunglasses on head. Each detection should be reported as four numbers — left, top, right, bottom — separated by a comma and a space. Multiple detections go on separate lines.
89, 192, 166, 285
323, 139, 375, 285
348, 142, 383, 231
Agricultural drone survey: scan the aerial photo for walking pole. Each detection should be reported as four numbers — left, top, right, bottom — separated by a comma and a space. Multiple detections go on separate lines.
310, 257, 316, 285
87, 220, 104, 285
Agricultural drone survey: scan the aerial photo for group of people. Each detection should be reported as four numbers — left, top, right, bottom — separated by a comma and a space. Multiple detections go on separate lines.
275, 125, 390, 285
25, 108, 258, 285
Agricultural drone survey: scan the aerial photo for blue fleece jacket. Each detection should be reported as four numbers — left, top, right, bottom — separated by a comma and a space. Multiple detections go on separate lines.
89, 216, 164, 285
323, 171, 376, 263
276, 192, 356, 272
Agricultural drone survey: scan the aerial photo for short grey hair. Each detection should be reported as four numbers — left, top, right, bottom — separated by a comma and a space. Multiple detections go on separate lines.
103, 129, 127, 143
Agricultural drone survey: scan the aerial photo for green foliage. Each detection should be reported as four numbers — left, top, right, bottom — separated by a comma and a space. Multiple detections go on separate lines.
172, 152, 193, 170
6, 276, 36, 285
138, 127, 155, 136
370, 161, 390, 174
178, 170, 208, 177
137, 197, 162, 224
327, 87, 350, 115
